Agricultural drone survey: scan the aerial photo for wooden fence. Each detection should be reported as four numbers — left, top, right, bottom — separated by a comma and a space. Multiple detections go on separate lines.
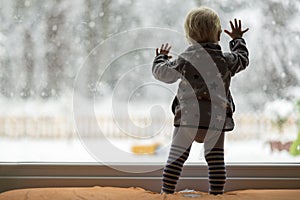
0, 114, 297, 140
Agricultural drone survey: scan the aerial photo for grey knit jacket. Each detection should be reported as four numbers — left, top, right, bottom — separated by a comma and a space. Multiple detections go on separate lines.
152, 38, 249, 131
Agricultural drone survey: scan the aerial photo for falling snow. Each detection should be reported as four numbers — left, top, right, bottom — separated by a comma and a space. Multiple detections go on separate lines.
0, 0, 299, 162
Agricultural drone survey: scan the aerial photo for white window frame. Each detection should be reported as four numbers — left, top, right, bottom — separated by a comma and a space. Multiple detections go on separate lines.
1, 162, 300, 193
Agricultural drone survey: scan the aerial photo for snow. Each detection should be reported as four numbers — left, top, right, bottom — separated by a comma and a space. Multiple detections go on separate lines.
0, 136, 298, 163
0, 0, 300, 164
264, 100, 295, 122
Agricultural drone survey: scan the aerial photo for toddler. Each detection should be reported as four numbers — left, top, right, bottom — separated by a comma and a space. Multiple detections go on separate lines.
152, 7, 249, 195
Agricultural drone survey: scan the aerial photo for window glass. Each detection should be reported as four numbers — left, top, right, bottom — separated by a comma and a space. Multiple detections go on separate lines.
0, 0, 299, 163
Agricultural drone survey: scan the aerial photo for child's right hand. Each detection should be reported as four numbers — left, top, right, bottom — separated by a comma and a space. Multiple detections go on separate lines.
156, 43, 172, 59
224, 19, 249, 39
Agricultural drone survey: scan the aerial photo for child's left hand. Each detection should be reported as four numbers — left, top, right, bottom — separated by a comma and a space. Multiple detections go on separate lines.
156, 43, 172, 59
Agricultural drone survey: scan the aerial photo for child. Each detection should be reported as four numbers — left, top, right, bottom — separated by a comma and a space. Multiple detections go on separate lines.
152, 7, 249, 195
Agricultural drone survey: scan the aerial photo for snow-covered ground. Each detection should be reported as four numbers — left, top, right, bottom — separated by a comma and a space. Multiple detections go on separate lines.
0, 96, 298, 164
0, 136, 298, 163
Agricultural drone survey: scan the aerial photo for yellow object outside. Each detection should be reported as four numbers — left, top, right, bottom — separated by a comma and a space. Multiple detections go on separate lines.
131, 143, 160, 155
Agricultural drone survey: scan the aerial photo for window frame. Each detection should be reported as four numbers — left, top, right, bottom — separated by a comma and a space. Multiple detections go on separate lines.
1, 162, 300, 193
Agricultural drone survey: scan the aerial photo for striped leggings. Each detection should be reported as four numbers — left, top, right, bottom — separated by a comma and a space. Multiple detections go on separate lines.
162, 127, 226, 195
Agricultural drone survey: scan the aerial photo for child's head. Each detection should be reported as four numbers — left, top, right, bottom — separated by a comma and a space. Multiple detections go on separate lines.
184, 7, 222, 43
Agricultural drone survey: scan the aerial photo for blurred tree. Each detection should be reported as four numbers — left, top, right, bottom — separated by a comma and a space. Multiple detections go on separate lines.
82, 0, 113, 98
22, 31, 34, 99
43, 1, 66, 98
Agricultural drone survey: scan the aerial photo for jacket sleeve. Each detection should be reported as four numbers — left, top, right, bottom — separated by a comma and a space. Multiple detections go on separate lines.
152, 54, 183, 84
224, 38, 249, 77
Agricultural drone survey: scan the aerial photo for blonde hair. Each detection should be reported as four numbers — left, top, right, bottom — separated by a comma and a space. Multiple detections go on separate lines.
184, 7, 222, 43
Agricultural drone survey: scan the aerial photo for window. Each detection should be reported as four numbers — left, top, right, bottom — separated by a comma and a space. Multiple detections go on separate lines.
1, 0, 300, 194
0, 0, 299, 164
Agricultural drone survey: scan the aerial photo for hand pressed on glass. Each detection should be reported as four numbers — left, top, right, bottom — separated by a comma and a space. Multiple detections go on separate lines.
156, 43, 172, 59
224, 18, 249, 39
